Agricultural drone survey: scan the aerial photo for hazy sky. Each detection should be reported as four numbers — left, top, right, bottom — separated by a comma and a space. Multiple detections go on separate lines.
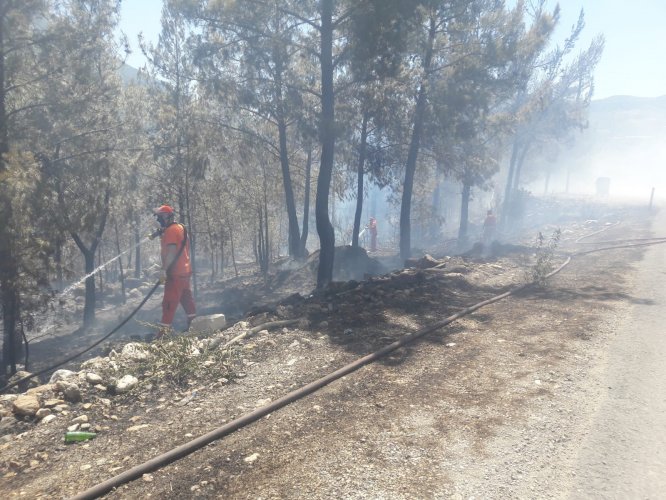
118, 0, 666, 100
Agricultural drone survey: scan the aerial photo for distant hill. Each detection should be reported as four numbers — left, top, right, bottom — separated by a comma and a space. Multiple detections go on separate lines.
589, 95, 666, 138
536, 95, 666, 198
119, 63, 141, 84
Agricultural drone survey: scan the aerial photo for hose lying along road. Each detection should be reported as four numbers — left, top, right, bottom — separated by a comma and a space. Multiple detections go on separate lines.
71, 236, 666, 500
0, 281, 162, 394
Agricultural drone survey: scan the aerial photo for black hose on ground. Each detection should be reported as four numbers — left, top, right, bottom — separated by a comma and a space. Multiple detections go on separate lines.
0, 281, 161, 394
574, 221, 620, 242
67, 237, 666, 499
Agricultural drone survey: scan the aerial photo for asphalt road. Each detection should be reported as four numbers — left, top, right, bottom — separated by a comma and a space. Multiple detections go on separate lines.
569, 214, 666, 499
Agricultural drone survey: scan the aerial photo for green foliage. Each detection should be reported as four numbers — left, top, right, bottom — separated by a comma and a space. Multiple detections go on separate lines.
148, 335, 242, 387
527, 228, 562, 286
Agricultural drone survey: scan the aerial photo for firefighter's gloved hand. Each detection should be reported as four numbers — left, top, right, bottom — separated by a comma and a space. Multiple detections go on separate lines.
148, 228, 163, 240
159, 271, 168, 284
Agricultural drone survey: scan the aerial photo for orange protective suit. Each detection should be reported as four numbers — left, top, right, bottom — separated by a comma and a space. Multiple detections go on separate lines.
160, 223, 195, 326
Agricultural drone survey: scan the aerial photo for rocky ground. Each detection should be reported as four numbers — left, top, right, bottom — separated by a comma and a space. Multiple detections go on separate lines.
0, 200, 659, 499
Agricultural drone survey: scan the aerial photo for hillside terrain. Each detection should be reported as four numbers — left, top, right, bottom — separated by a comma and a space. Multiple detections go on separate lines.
1, 201, 662, 498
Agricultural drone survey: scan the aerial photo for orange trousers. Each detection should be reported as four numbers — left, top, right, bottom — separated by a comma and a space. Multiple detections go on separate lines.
161, 275, 196, 326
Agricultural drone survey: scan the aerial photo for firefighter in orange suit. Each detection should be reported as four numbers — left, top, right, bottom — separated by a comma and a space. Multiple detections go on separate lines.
152, 205, 196, 335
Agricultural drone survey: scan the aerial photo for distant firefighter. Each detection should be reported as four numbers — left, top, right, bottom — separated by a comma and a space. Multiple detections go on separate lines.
366, 216, 378, 252
483, 209, 497, 245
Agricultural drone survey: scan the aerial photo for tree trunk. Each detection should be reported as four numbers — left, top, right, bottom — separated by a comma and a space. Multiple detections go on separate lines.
512, 145, 530, 192
54, 236, 64, 291
70, 188, 110, 327
352, 112, 369, 249
133, 210, 141, 279
263, 188, 270, 283
228, 224, 238, 277
501, 139, 520, 227
316, 0, 336, 289
114, 219, 126, 304
299, 146, 312, 255
184, 170, 197, 299
277, 118, 302, 259
201, 197, 216, 282
97, 245, 104, 295
400, 15, 436, 261
458, 182, 471, 243
82, 249, 96, 326
0, 7, 22, 377
219, 233, 224, 279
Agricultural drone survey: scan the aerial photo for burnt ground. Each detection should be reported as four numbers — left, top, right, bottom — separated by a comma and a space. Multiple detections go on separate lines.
0, 201, 661, 498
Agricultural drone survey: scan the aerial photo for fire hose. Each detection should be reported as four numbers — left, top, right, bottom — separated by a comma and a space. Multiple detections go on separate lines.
0, 280, 162, 394
0, 225, 189, 393
71, 234, 666, 499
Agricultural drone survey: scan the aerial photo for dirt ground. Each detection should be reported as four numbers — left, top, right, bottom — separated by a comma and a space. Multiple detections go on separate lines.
0, 202, 663, 499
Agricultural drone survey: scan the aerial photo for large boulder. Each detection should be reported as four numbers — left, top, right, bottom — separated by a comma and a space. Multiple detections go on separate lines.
190, 314, 227, 333
55, 382, 82, 403
12, 394, 41, 417
332, 245, 384, 281
49, 369, 78, 384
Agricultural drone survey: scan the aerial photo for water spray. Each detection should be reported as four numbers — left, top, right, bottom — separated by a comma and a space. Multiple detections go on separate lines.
60, 236, 152, 296
2, 218, 159, 373
0, 219, 190, 393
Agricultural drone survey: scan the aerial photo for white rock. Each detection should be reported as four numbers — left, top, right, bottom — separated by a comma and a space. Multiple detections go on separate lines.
86, 373, 104, 385
35, 408, 51, 420
71, 415, 89, 424
49, 369, 78, 384
244, 453, 259, 464
190, 314, 226, 333
121, 343, 150, 361
41, 414, 57, 424
127, 424, 150, 432
115, 375, 139, 394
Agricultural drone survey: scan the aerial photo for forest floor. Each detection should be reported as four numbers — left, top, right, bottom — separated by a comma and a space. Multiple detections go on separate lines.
1, 198, 664, 499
